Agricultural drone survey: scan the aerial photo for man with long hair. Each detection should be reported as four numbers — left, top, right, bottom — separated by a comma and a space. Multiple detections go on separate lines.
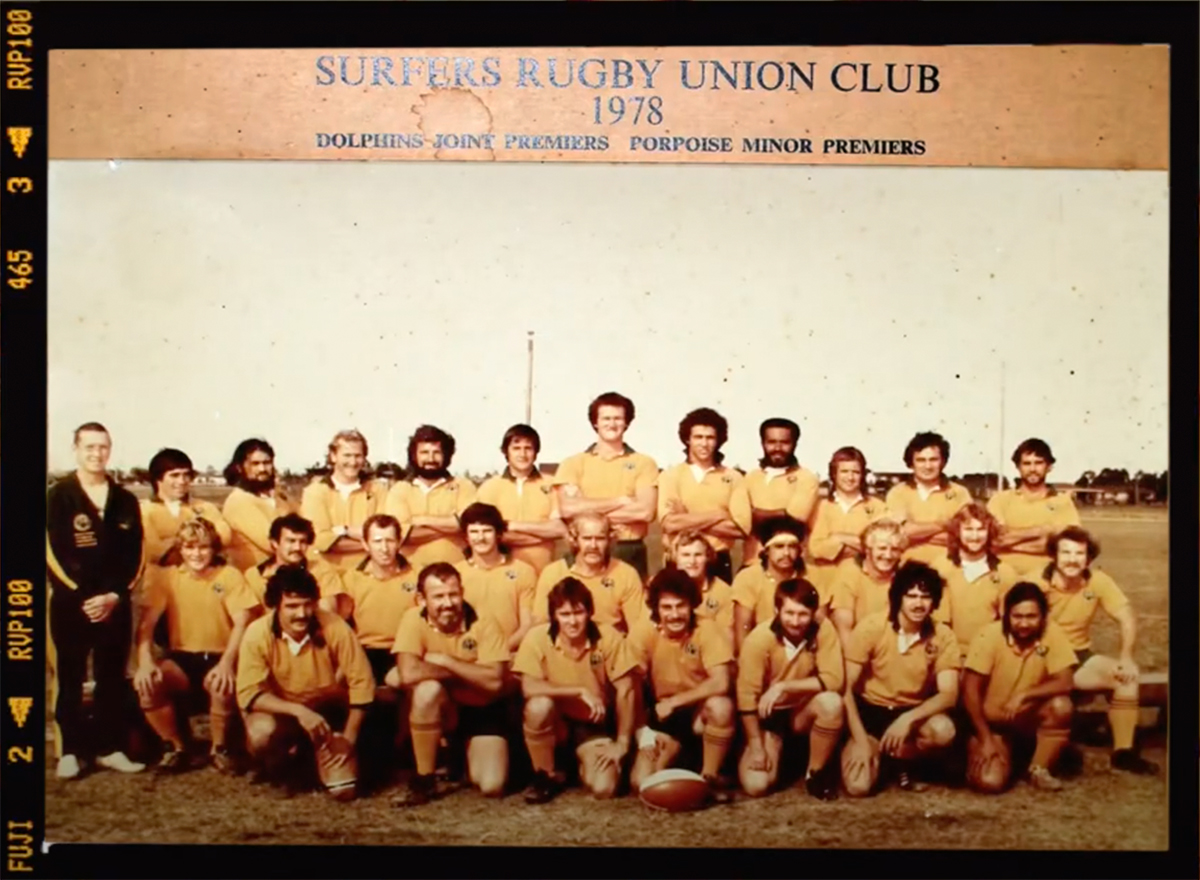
731, 516, 808, 655
805, 446, 888, 598
221, 438, 296, 571
140, 447, 232, 567
301, 429, 382, 573
454, 502, 537, 652
665, 530, 735, 646
385, 425, 477, 568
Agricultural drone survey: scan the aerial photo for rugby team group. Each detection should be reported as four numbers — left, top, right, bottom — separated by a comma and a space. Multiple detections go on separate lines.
45, 391, 1161, 811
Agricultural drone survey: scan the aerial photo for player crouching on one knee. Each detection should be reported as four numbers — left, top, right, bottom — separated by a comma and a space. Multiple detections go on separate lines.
736, 578, 846, 801
513, 577, 639, 804
962, 581, 1076, 793
840, 562, 961, 796
134, 518, 261, 774
235, 565, 376, 800
627, 568, 737, 804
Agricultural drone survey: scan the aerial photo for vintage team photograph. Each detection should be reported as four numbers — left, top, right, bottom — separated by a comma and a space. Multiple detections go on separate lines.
42, 150, 1168, 851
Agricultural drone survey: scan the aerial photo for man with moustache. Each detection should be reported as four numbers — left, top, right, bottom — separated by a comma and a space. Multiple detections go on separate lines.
385, 425, 478, 569
554, 392, 659, 579
243, 514, 349, 619
805, 446, 888, 599
885, 431, 971, 565
140, 448, 232, 567
987, 439, 1082, 576
830, 519, 908, 649
301, 429, 382, 573
666, 530, 735, 646
731, 517, 808, 655
454, 502, 537, 652
476, 424, 566, 576
730, 418, 821, 565
221, 438, 297, 572
657, 408, 750, 585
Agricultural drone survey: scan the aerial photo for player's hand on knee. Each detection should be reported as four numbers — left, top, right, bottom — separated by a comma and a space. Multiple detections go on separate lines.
880, 716, 913, 755
580, 690, 607, 723
204, 661, 235, 698
745, 740, 770, 773
296, 707, 332, 744
133, 662, 162, 701
1113, 658, 1139, 686
758, 684, 786, 718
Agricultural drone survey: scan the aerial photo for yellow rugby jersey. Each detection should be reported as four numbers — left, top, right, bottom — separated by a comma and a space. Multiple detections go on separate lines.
142, 563, 259, 654
965, 620, 1077, 720
454, 556, 536, 643
987, 488, 1082, 575
885, 480, 971, 565
236, 608, 375, 711
931, 558, 1020, 655
385, 476, 477, 568
139, 498, 233, 566
512, 623, 638, 694
657, 463, 750, 553
244, 558, 347, 607
553, 444, 659, 542
221, 486, 297, 571
341, 560, 419, 650
730, 565, 787, 629
695, 577, 735, 631
732, 466, 821, 559
476, 469, 559, 574
829, 565, 891, 625
1033, 569, 1129, 652
533, 558, 646, 630
736, 618, 845, 714
845, 612, 961, 709
806, 494, 889, 596
392, 603, 510, 706
627, 617, 734, 700
300, 477, 383, 572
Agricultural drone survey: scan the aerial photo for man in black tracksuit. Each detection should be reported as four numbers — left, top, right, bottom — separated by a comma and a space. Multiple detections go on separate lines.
46, 423, 147, 778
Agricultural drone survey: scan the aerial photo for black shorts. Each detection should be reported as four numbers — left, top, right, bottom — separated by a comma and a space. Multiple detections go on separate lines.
456, 699, 509, 740
364, 648, 395, 685
563, 716, 612, 748
651, 704, 700, 745
167, 651, 221, 714
857, 701, 909, 741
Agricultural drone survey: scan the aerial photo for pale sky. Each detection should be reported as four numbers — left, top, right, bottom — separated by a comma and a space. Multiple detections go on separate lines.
47, 160, 1168, 483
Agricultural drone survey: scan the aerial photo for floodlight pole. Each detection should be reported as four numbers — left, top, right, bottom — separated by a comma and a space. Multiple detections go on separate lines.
525, 331, 535, 425
997, 360, 1006, 495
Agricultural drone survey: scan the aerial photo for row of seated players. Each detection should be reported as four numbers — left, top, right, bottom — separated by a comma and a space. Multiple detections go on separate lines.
134, 499, 1157, 805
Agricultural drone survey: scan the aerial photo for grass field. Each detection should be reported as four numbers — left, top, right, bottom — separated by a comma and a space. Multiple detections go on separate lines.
43, 504, 1170, 850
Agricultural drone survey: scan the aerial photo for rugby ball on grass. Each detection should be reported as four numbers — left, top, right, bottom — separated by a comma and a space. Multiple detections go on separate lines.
317, 734, 358, 802
639, 768, 710, 812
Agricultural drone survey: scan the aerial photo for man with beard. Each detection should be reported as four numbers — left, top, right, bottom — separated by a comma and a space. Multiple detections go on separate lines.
1033, 527, 1158, 775
805, 447, 888, 599
963, 581, 1077, 793
513, 577, 639, 804
532, 513, 646, 634
243, 514, 349, 619
221, 439, 297, 572
657, 408, 750, 585
841, 562, 960, 796
237, 565, 375, 800
454, 503, 537, 652
476, 424, 566, 576
737, 578, 845, 801
931, 504, 1020, 660
885, 431, 971, 566
731, 517, 808, 655
666, 530, 735, 646
729, 418, 821, 565
140, 448, 232, 568
554, 392, 659, 579
301, 429, 382, 574
393, 563, 511, 806
987, 439, 1081, 576
385, 425, 477, 570
628, 568, 736, 804
831, 520, 909, 649
47, 422, 147, 779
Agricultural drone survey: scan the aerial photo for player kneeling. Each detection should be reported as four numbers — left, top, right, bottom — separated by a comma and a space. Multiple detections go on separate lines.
513, 578, 639, 803
963, 582, 1076, 793
236, 565, 376, 800
628, 568, 736, 804
737, 578, 845, 801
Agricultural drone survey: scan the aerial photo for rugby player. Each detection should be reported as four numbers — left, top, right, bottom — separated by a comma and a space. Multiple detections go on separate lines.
805, 446, 887, 599
987, 439, 1082, 576
1034, 527, 1158, 774
300, 429, 382, 573
513, 577, 639, 804
885, 431, 971, 565
963, 582, 1077, 793
666, 530, 735, 646
47, 422, 146, 779
554, 392, 659, 578
393, 564, 511, 805
221, 438, 296, 572
475, 424, 566, 576
729, 418, 821, 564
841, 562, 960, 796
454, 502, 537, 652
237, 565, 375, 799
731, 516, 808, 654
385, 425, 477, 569
533, 513, 646, 634
830, 519, 908, 648
140, 448, 232, 567
736, 578, 845, 801
657, 408, 750, 584
133, 518, 260, 773
628, 568, 736, 804
243, 514, 350, 619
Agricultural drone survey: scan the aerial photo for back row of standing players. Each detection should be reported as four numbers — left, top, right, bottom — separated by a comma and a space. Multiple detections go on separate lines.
46, 391, 1159, 806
